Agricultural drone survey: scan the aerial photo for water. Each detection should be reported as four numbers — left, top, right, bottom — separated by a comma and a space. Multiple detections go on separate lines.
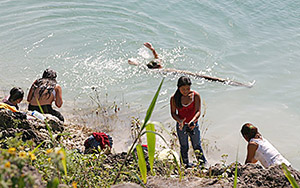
0, 0, 299, 169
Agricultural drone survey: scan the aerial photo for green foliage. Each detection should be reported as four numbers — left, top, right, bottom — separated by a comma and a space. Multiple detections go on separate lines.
146, 123, 155, 174
282, 163, 299, 188
136, 144, 147, 183
47, 177, 59, 188
113, 78, 165, 184
233, 161, 238, 188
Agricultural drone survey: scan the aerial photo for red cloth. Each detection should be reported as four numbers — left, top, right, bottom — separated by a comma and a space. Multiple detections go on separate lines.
177, 91, 196, 124
92, 132, 111, 148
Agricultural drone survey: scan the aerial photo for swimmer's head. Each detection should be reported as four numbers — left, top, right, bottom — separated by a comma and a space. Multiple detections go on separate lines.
146, 59, 162, 69
42, 68, 57, 80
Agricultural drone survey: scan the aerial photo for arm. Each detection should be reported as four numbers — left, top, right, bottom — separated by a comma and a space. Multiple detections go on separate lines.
188, 92, 201, 130
55, 85, 63, 108
170, 96, 185, 130
144, 42, 159, 59
27, 80, 37, 102
128, 59, 140, 66
245, 142, 258, 164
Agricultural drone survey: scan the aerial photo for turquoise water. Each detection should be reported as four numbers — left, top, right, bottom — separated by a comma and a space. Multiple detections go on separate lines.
0, 0, 299, 169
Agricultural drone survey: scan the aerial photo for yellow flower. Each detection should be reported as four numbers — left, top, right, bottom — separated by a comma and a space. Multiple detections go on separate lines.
8, 148, 16, 155
72, 182, 77, 188
46, 149, 53, 154
18, 151, 27, 159
5, 161, 11, 168
56, 150, 63, 155
47, 158, 51, 162
28, 152, 36, 161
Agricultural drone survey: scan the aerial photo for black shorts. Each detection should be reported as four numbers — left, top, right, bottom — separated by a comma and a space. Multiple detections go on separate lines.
28, 104, 64, 122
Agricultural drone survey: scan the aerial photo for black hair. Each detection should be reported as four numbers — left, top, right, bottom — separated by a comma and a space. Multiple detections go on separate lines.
33, 69, 57, 99
174, 76, 192, 109
8, 87, 24, 102
146, 60, 161, 69
241, 123, 258, 140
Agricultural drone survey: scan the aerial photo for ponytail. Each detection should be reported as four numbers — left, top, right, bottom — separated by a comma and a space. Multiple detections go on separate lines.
174, 88, 183, 108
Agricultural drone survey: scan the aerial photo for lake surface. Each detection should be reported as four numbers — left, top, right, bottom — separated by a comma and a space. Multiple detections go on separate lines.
0, 0, 299, 169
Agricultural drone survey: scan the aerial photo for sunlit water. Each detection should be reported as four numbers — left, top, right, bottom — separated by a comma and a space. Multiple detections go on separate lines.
0, 0, 299, 169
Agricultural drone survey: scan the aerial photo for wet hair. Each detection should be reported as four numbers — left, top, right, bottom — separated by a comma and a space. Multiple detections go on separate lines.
42, 68, 57, 80
33, 69, 57, 99
173, 76, 192, 109
146, 59, 161, 69
241, 123, 258, 140
8, 87, 24, 102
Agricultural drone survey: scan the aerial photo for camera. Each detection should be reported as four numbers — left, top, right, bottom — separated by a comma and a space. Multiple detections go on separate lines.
183, 122, 195, 135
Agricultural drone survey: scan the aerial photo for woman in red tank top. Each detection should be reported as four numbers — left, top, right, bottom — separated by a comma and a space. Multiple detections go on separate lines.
170, 76, 207, 168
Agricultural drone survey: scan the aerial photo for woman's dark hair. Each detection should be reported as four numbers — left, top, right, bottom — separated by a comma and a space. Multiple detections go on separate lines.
241, 123, 258, 140
33, 69, 57, 99
42, 68, 57, 80
8, 87, 24, 102
174, 76, 192, 108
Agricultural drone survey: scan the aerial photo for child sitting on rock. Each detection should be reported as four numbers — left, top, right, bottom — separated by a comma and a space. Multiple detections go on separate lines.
2, 87, 24, 111
84, 132, 113, 154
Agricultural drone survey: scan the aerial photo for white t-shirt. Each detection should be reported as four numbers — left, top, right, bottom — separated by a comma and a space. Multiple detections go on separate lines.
250, 137, 291, 168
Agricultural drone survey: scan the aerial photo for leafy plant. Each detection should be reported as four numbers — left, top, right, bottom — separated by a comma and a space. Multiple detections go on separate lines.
282, 163, 299, 188
113, 78, 165, 184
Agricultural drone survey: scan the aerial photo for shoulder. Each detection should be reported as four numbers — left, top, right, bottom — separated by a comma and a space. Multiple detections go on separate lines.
248, 141, 259, 150
170, 95, 175, 102
55, 84, 62, 91
192, 91, 200, 99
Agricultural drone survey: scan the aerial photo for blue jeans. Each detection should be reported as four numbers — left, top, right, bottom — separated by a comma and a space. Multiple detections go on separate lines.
176, 122, 207, 165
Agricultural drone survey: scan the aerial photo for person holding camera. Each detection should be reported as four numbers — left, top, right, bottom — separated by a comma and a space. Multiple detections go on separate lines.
170, 76, 207, 168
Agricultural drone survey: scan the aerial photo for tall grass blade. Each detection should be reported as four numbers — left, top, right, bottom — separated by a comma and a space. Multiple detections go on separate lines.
282, 163, 299, 188
233, 161, 238, 188
170, 152, 183, 181
146, 123, 155, 174
141, 78, 164, 130
136, 144, 147, 184
113, 78, 164, 184
60, 148, 68, 176
233, 137, 240, 188
142, 130, 168, 145
36, 99, 53, 141
32, 140, 46, 153
130, 171, 146, 188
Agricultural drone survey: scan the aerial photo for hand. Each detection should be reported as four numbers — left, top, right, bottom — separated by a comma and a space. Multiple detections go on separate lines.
188, 121, 196, 130
179, 118, 186, 130
144, 42, 154, 51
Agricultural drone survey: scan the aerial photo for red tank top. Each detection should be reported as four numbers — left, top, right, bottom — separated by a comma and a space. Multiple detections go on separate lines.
177, 91, 196, 124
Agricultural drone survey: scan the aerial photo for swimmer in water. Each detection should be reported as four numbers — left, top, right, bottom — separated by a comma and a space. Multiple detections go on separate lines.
128, 42, 254, 88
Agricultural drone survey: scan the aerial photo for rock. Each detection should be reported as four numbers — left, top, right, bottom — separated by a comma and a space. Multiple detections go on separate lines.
0, 109, 64, 146
111, 183, 143, 188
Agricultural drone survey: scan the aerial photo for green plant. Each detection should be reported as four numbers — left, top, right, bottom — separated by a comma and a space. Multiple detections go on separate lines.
113, 78, 165, 184
282, 163, 299, 188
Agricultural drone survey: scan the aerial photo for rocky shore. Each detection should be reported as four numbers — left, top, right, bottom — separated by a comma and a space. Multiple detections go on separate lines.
1, 109, 300, 187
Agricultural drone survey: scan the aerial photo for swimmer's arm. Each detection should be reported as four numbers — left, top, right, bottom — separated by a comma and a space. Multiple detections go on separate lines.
245, 142, 258, 164
144, 42, 159, 59
128, 59, 140, 66
55, 85, 63, 108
